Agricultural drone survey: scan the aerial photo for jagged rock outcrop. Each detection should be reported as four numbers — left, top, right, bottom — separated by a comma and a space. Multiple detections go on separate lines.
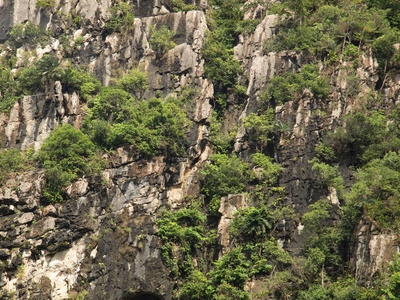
1, 0, 400, 299
0, 1, 213, 298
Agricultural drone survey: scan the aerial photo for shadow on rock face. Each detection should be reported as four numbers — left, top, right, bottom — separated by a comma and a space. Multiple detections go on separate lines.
123, 291, 164, 300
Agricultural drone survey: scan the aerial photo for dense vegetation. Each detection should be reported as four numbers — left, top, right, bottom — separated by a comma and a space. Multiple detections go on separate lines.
0, 1, 190, 203
2, 0, 400, 299
157, 0, 400, 299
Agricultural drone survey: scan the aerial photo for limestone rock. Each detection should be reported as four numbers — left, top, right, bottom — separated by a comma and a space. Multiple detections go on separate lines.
218, 194, 248, 248
30, 217, 55, 238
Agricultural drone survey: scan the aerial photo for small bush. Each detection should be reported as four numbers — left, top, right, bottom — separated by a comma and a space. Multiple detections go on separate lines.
105, 2, 135, 34
346, 152, 400, 229
242, 110, 274, 151
17, 54, 63, 95
157, 209, 207, 277
39, 124, 103, 203
61, 67, 101, 101
200, 154, 249, 215
84, 89, 190, 156
231, 206, 273, 240
309, 157, 344, 197
325, 111, 400, 166
0, 65, 19, 113
0, 149, 32, 185
149, 25, 176, 57
170, 0, 198, 12
265, 64, 329, 105
116, 68, 148, 100
6, 21, 51, 49
36, 0, 55, 10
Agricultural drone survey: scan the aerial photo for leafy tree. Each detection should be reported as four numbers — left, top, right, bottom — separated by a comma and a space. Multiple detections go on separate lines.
201, 0, 248, 112
157, 209, 207, 277
265, 64, 329, 105
209, 247, 251, 288
170, 0, 198, 12
116, 68, 148, 100
346, 152, 400, 229
149, 25, 176, 57
84, 89, 190, 156
179, 270, 214, 300
309, 157, 344, 198
0, 149, 31, 185
200, 154, 249, 215
105, 1, 135, 34
242, 110, 274, 151
86, 87, 133, 124
61, 67, 101, 101
6, 21, 51, 49
383, 254, 400, 299
17, 55, 64, 95
250, 152, 283, 185
302, 199, 342, 285
231, 206, 273, 240
368, 0, 400, 28
0, 65, 19, 113
325, 111, 400, 166
373, 28, 400, 76
209, 111, 235, 154
39, 124, 103, 203
36, 0, 55, 10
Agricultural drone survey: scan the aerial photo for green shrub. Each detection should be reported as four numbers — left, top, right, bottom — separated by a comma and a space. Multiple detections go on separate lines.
6, 21, 51, 49
242, 110, 274, 151
325, 111, 400, 166
209, 247, 250, 288
104, 1, 135, 34
16, 65, 43, 95
373, 28, 400, 74
149, 25, 176, 57
84, 89, 190, 156
314, 143, 336, 163
0, 66, 19, 113
201, 31, 243, 100
200, 154, 249, 215
346, 152, 400, 229
209, 111, 234, 154
264, 2, 395, 66
36, 0, 55, 10
0, 149, 32, 185
231, 206, 273, 240
61, 67, 101, 101
39, 124, 103, 203
265, 64, 329, 105
170, 0, 198, 12
115, 68, 148, 100
85, 87, 133, 124
179, 270, 214, 300
250, 152, 283, 185
157, 209, 207, 277
264, 24, 322, 53
302, 199, 342, 282
17, 54, 63, 95
309, 157, 344, 198
201, 0, 247, 111
368, 0, 400, 28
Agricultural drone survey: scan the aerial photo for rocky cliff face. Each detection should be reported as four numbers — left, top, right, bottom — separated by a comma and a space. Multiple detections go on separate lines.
1, 0, 400, 299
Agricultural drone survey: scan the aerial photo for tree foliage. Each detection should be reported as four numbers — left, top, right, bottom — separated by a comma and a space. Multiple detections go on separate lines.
39, 124, 103, 203
104, 1, 135, 34
149, 25, 176, 57
200, 154, 249, 215
84, 89, 190, 156
264, 64, 329, 105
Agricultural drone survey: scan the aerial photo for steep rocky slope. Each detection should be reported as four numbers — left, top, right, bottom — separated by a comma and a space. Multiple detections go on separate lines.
1, 0, 400, 299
